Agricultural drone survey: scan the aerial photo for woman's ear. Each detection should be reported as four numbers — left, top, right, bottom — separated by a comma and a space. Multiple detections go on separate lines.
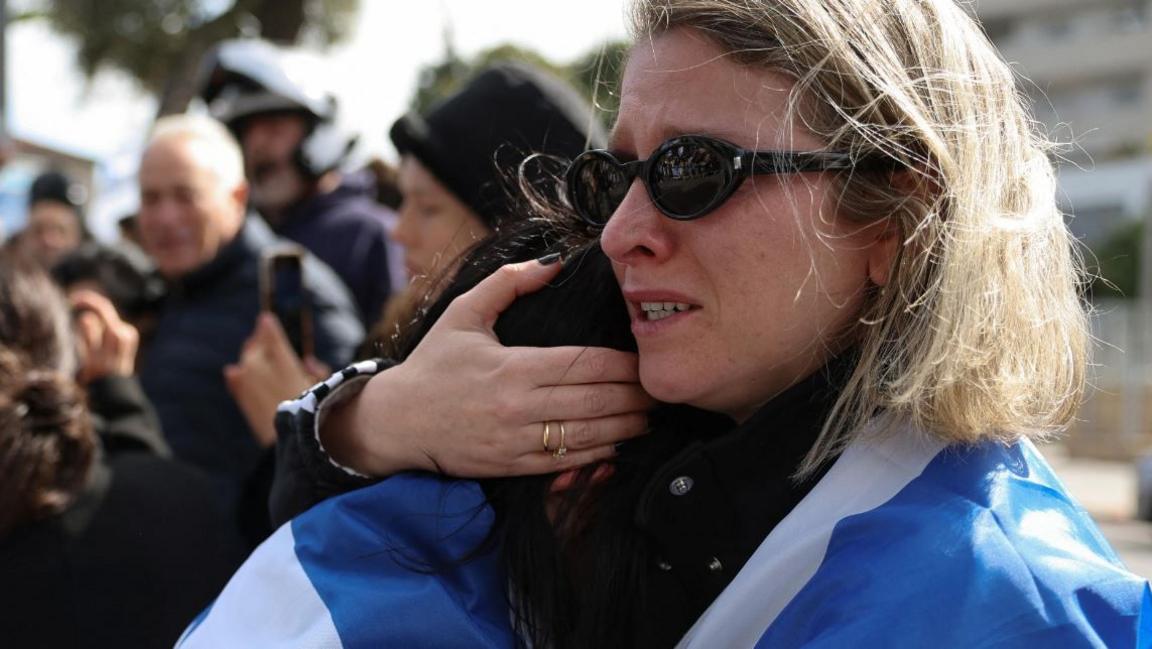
867, 222, 899, 287
868, 168, 928, 287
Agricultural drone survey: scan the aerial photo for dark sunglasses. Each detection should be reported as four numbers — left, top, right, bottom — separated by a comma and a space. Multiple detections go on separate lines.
565, 134, 896, 226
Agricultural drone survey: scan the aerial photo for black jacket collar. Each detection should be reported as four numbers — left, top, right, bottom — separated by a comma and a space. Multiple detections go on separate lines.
630, 353, 854, 644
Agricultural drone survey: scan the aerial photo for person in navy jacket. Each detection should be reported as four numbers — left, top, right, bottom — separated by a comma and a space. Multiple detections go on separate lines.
135, 115, 361, 516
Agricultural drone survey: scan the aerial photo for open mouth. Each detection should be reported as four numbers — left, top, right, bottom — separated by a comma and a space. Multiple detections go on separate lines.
638, 302, 697, 321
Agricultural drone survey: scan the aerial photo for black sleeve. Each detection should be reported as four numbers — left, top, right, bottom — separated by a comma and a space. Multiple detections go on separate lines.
268, 359, 395, 527
86, 375, 170, 457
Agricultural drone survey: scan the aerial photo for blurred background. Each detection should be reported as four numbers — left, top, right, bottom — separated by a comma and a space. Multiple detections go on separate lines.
0, 0, 630, 240
971, 0, 1152, 577
0, 0, 1148, 573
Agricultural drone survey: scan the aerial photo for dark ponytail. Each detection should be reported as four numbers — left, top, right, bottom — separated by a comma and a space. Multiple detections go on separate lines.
0, 350, 95, 537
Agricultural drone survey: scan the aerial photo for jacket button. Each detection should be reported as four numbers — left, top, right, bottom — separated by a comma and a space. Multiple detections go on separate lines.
669, 476, 694, 496
707, 557, 723, 573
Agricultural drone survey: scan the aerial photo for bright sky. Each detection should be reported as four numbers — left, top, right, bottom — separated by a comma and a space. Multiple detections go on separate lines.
330, 1, 630, 159
6, 1, 630, 237
10, 0, 630, 160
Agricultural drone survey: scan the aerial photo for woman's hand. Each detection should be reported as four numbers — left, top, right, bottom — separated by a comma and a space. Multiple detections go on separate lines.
71, 290, 139, 384
323, 259, 655, 478
225, 314, 330, 447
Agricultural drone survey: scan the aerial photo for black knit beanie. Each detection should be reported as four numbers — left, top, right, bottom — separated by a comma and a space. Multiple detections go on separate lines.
390, 61, 607, 228
27, 171, 90, 240
28, 171, 84, 212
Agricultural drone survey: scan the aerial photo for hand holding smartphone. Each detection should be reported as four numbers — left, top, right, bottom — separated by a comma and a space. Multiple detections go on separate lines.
260, 246, 314, 360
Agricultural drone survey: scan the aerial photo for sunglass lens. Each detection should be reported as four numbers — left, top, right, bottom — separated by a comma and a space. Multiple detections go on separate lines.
649, 141, 731, 218
570, 154, 630, 225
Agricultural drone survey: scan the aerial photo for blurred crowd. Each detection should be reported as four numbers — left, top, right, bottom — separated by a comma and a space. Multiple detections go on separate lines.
0, 38, 600, 647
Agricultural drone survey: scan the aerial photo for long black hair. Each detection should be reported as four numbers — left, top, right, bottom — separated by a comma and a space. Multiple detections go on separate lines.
393, 222, 723, 648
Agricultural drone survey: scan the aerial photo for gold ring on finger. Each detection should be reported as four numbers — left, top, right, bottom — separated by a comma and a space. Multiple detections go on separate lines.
552, 421, 568, 459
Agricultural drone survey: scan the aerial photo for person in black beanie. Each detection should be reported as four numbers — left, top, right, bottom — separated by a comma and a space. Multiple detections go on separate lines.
389, 60, 606, 285
20, 171, 90, 268
361, 61, 607, 350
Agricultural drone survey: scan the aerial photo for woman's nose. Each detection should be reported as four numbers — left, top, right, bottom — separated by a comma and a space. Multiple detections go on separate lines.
599, 183, 675, 266
391, 205, 418, 249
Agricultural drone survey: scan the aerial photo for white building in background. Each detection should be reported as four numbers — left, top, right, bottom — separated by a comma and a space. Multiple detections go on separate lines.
974, 0, 1152, 244
973, 0, 1152, 457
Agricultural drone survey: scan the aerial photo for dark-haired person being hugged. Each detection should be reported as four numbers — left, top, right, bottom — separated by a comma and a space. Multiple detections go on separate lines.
179, 228, 726, 648
0, 257, 246, 649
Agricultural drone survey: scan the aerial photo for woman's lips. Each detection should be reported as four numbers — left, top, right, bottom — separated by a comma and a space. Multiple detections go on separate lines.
638, 301, 694, 321
622, 290, 701, 333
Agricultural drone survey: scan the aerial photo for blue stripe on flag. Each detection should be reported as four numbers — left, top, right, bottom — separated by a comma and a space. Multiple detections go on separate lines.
755, 440, 1148, 648
289, 474, 516, 648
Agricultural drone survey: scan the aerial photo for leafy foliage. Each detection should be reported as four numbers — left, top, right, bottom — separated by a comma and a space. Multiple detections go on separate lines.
1089, 218, 1144, 300
565, 40, 629, 128
31, 0, 360, 114
409, 36, 629, 129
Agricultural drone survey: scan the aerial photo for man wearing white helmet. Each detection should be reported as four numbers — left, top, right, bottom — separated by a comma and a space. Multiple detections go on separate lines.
197, 40, 401, 327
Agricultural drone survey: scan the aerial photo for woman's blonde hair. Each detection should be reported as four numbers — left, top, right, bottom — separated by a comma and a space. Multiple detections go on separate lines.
628, 0, 1087, 472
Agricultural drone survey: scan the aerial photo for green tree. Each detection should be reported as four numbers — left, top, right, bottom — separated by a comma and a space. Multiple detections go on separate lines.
408, 36, 628, 129
26, 0, 360, 116
407, 25, 470, 121
1089, 219, 1143, 300
566, 40, 628, 128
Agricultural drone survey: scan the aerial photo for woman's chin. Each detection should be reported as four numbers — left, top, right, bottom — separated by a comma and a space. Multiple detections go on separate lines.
639, 363, 708, 410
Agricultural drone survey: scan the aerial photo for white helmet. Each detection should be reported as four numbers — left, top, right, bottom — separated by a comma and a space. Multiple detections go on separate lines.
196, 39, 355, 177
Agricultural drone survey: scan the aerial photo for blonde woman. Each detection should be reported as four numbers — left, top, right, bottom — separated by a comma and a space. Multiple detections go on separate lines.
193, 1, 1147, 647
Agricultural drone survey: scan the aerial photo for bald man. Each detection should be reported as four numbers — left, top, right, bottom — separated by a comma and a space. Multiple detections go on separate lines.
136, 116, 362, 525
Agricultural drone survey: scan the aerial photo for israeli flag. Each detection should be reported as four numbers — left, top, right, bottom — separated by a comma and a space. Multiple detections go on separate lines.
679, 431, 1152, 648
177, 427, 1150, 648
176, 474, 515, 649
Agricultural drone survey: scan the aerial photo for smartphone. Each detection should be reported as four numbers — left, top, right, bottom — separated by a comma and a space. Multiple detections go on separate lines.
260, 247, 314, 359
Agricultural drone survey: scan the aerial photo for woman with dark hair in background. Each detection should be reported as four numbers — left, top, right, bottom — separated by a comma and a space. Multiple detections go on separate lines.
375, 59, 607, 348
0, 256, 246, 649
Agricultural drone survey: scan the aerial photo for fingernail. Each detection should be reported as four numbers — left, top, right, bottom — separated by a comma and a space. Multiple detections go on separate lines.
536, 252, 562, 266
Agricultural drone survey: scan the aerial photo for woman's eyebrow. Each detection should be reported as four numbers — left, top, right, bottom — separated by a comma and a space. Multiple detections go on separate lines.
608, 123, 776, 155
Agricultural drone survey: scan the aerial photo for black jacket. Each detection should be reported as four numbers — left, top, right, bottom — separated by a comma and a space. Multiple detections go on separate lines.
139, 216, 363, 496
268, 359, 844, 647
0, 376, 248, 649
86, 375, 169, 456
273, 172, 398, 327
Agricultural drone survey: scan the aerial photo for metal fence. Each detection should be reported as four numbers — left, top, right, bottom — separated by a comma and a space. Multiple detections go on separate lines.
1073, 299, 1152, 458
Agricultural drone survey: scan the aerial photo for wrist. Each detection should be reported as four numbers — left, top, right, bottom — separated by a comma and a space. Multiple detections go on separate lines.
319, 369, 419, 477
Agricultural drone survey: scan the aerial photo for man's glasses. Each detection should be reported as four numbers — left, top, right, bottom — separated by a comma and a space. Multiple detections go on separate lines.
565, 134, 896, 226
